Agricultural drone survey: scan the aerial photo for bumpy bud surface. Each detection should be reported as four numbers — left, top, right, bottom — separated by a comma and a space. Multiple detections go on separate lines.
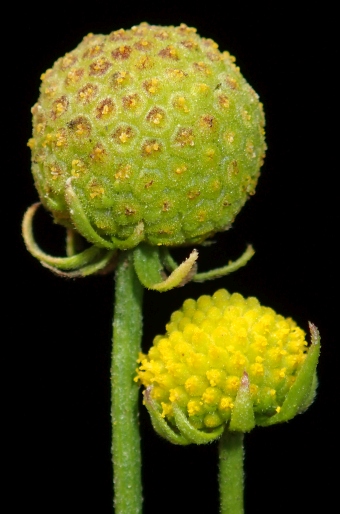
29, 22, 266, 248
137, 289, 318, 433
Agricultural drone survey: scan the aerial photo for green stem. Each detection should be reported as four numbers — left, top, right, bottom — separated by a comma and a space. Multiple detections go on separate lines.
111, 251, 144, 514
218, 429, 245, 514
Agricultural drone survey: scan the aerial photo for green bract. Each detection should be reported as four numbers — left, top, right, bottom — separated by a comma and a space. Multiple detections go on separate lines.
29, 22, 266, 249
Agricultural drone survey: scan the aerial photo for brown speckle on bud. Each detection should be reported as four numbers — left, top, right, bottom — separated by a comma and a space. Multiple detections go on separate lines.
55, 129, 67, 148
49, 163, 63, 180
175, 128, 195, 147
166, 69, 187, 80
146, 107, 166, 126
125, 206, 136, 216
228, 160, 239, 177
71, 159, 87, 177
113, 126, 135, 144
89, 181, 105, 198
144, 180, 154, 189
187, 190, 200, 200
60, 54, 77, 70
83, 44, 104, 59
44, 86, 57, 98
51, 96, 69, 119
77, 83, 98, 104
241, 110, 252, 125
65, 68, 84, 85
143, 78, 161, 95
206, 51, 221, 62
89, 58, 112, 76
115, 163, 132, 180
112, 70, 132, 88
68, 116, 92, 137
135, 55, 154, 70
96, 98, 115, 119
225, 76, 238, 89
173, 96, 190, 113
122, 93, 141, 111
178, 23, 197, 35
174, 164, 187, 175
159, 46, 179, 60
200, 115, 215, 129
134, 39, 152, 51
181, 39, 199, 50
154, 30, 169, 40
193, 62, 211, 75
246, 140, 256, 159
90, 143, 107, 161
111, 45, 133, 60
142, 139, 162, 156
109, 29, 131, 42
218, 94, 230, 109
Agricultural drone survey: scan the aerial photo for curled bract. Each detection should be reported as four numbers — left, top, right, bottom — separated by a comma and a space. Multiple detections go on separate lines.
22, 202, 253, 285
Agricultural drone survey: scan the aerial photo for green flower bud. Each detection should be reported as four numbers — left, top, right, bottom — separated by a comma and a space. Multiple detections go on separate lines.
137, 289, 320, 444
28, 22, 266, 249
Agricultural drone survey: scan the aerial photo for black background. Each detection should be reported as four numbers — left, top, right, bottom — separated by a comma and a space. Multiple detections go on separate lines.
8, 2, 336, 513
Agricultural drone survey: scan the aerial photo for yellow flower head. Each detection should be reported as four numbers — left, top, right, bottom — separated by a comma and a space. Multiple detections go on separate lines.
137, 289, 320, 444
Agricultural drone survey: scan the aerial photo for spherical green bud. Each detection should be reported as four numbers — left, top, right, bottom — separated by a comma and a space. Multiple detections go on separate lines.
137, 289, 320, 442
29, 22, 266, 248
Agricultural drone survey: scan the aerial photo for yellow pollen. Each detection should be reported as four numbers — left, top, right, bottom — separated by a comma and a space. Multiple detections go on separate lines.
76, 124, 85, 135
175, 96, 189, 112
198, 83, 209, 92
250, 362, 264, 376
175, 165, 187, 174
161, 402, 173, 418
90, 185, 105, 198
225, 132, 235, 144
56, 131, 66, 147
119, 132, 129, 143
279, 368, 287, 378
44, 87, 56, 97
219, 397, 234, 411
145, 143, 160, 154
168, 69, 186, 79
187, 400, 204, 416
205, 148, 215, 159
115, 165, 131, 180
50, 165, 61, 180
71, 159, 86, 177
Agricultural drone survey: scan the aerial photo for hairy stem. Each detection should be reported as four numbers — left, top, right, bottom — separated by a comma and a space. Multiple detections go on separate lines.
218, 429, 245, 514
111, 251, 144, 513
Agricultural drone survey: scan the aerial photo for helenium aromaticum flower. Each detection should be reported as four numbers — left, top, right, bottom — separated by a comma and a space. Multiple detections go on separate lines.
25, 22, 265, 265
137, 289, 320, 445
